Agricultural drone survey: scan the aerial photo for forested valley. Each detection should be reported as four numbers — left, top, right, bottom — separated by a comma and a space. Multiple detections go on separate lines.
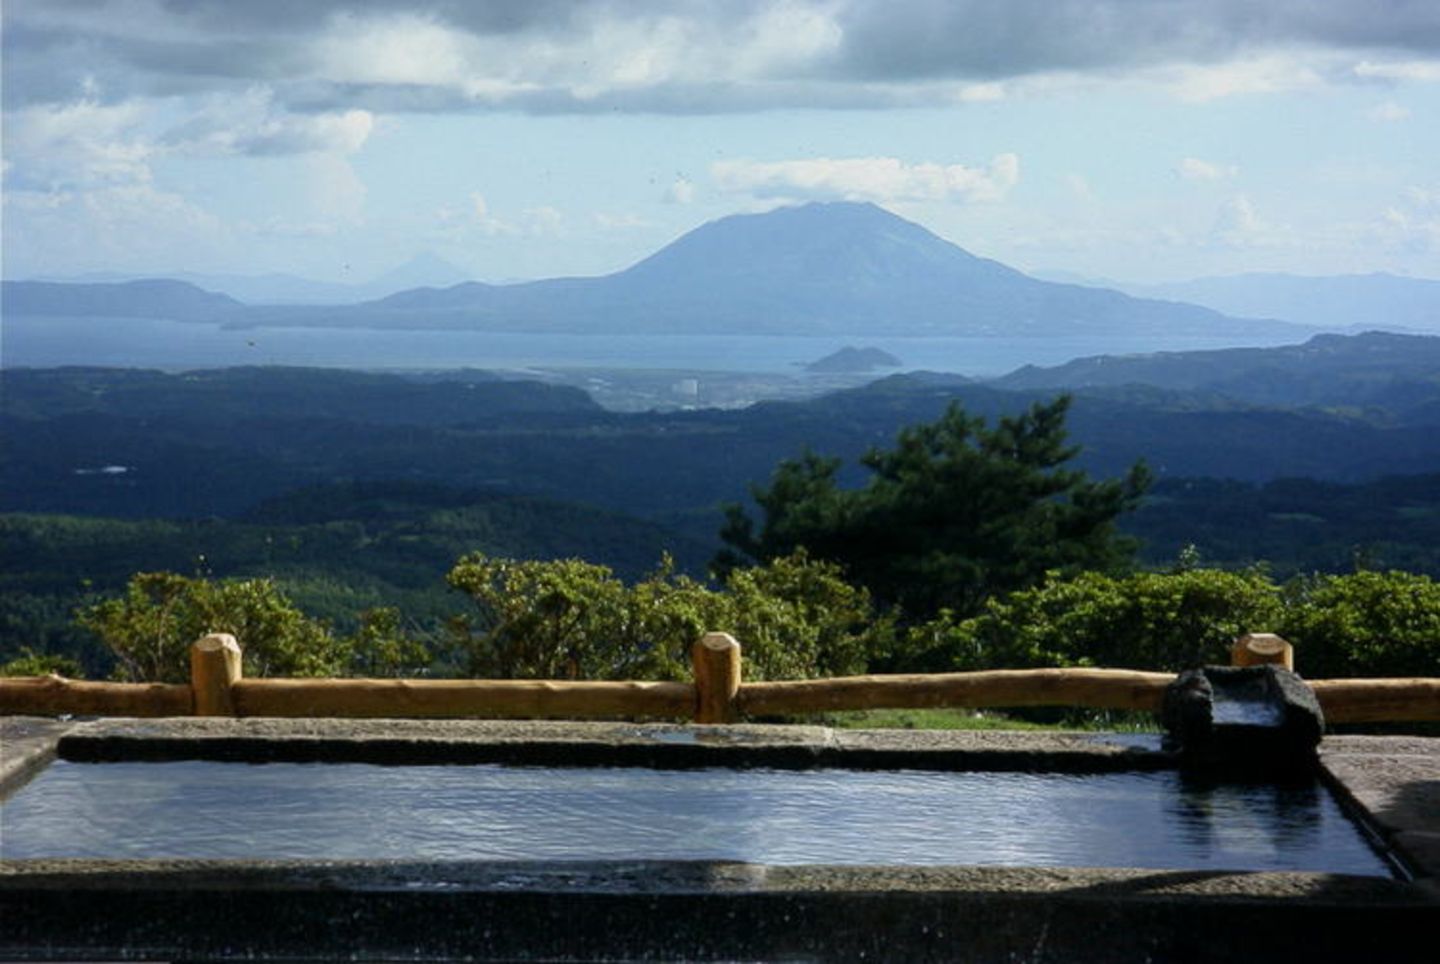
5, 330, 1440, 685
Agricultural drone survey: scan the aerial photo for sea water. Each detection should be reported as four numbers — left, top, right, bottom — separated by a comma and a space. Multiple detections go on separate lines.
2, 316, 1304, 378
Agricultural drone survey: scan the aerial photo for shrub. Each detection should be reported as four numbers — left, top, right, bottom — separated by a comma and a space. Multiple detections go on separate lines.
78, 572, 346, 682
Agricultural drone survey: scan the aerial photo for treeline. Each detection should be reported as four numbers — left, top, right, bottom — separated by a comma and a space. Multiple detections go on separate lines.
10, 557, 1437, 685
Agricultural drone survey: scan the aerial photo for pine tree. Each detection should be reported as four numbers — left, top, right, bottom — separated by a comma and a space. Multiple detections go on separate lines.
718, 396, 1151, 620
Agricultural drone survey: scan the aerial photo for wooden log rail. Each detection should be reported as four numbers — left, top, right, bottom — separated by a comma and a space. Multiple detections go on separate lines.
1, 632, 1437, 723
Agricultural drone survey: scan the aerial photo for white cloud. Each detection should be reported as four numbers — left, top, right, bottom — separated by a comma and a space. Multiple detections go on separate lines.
314, 14, 478, 89
664, 177, 696, 204
170, 91, 375, 156
1354, 60, 1440, 83
1166, 56, 1326, 102
523, 206, 564, 236
467, 192, 514, 236
593, 211, 651, 230
952, 82, 1007, 103
1062, 173, 1094, 201
1367, 101, 1411, 122
1178, 158, 1239, 181
1210, 194, 1287, 247
1377, 187, 1440, 253
6, 99, 154, 189
3, 181, 228, 274
711, 154, 1020, 204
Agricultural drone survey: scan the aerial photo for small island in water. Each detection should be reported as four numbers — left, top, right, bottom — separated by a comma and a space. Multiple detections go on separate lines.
803, 346, 904, 373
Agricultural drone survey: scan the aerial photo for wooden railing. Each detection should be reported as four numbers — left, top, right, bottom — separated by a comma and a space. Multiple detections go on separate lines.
2, 632, 1437, 724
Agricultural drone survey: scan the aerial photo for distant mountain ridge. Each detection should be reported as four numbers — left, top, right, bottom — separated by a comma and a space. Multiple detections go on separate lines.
1116, 272, 1440, 332
19, 253, 475, 306
2, 279, 244, 322
7, 203, 1308, 340
993, 330, 1440, 419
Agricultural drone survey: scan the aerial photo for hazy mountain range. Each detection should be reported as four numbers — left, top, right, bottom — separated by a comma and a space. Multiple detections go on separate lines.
21, 252, 475, 306
7, 202, 1313, 339
1036, 270, 1440, 333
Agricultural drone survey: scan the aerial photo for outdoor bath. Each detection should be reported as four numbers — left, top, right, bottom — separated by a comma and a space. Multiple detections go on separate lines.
3, 716, 1437, 962
2, 633, 1437, 961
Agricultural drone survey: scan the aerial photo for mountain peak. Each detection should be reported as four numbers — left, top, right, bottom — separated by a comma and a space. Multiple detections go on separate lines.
618, 200, 996, 290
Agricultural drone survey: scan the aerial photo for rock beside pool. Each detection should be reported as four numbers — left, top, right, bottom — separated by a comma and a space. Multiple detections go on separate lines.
1162, 665, 1324, 775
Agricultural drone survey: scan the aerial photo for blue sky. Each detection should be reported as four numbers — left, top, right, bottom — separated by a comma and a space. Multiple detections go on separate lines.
4, 0, 1438, 285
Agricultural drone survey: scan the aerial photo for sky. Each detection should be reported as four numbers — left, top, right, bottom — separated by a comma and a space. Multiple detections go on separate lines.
3, 0, 1439, 286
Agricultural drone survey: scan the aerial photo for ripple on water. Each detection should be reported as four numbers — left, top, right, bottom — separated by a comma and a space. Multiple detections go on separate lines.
0, 761, 1392, 876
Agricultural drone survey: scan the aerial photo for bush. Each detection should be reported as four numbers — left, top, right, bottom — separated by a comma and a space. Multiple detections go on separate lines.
446, 551, 888, 681
0, 647, 84, 678
1280, 571, 1440, 678
903, 568, 1283, 672
78, 572, 347, 682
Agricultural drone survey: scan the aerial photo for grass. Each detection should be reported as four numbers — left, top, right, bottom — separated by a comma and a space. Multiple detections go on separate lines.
788, 707, 1163, 732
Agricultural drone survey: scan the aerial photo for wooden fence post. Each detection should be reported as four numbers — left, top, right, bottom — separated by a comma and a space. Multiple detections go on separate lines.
1232, 633, 1294, 671
191, 634, 242, 716
692, 632, 741, 724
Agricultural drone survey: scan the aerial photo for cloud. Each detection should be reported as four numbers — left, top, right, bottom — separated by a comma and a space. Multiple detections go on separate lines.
1210, 194, 1288, 247
1354, 59, 1440, 82
1368, 100, 1412, 122
711, 154, 1020, 204
664, 177, 696, 204
1062, 173, 1094, 201
1178, 158, 1239, 181
166, 91, 374, 155
1378, 186, 1440, 253
593, 211, 651, 230
7, 1, 1440, 116
4, 98, 154, 190
3, 180, 228, 274
1164, 56, 1329, 102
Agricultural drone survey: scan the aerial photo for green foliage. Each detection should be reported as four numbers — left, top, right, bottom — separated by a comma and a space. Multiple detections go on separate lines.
900, 567, 1440, 679
1125, 475, 1440, 578
1279, 571, 1440, 678
344, 607, 435, 678
445, 551, 885, 682
78, 572, 348, 682
904, 568, 1283, 673
710, 551, 886, 680
720, 397, 1150, 620
0, 647, 85, 678
447, 554, 636, 680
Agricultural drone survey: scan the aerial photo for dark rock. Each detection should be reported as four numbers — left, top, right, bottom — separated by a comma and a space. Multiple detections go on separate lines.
1162, 665, 1324, 776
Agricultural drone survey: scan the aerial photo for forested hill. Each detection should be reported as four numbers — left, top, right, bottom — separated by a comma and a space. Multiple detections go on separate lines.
993, 330, 1440, 417
6, 335, 1440, 529
2, 366, 600, 423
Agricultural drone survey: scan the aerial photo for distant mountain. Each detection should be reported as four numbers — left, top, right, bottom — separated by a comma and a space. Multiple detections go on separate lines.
993, 331, 1440, 419
1116, 272, 1440, 332
2, 279, 243, 322
365, 252, 474, 299
20, 253, 475, 306
338, 203, 1301, 337
13, 204, 1310, 339
804, 346, 903, 373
